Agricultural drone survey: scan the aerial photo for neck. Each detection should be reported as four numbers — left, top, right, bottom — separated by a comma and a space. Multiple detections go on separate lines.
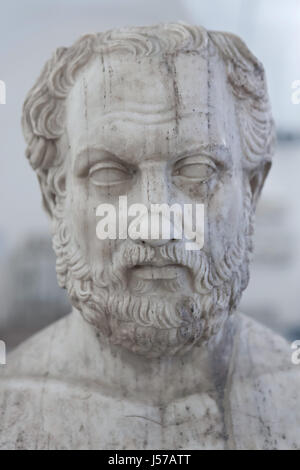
70, 309, 236, 406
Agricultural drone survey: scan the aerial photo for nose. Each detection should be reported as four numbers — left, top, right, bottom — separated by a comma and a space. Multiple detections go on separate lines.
141, 161, 169, 206
146, 240, 171, 247
137, 232, 176, 248
131, 215, 177, 247
130, 162, 177, 247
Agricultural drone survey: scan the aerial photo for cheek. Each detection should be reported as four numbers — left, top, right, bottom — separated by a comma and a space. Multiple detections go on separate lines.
206, 172, 244, 257
66, 178, 119, 267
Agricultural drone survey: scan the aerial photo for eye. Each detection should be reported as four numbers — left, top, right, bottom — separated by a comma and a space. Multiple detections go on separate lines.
89, 161, 132, 186
173, 157, 216, 182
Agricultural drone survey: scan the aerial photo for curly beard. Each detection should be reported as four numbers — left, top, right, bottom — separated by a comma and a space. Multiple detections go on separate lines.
51, 188, 254, 357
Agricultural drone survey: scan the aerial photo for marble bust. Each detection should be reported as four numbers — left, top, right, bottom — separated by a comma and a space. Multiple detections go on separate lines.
0, 22, 299, 450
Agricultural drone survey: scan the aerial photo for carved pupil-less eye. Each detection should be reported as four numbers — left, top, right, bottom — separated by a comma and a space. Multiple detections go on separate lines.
89, 162, 131, 186
174, 161, 216, 181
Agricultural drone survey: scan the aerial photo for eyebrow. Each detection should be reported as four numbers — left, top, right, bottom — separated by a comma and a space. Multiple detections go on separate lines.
74, 143, 232, 176
74, 147, 129, 177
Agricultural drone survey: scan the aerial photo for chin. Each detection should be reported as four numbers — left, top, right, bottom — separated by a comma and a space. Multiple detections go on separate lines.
78, 294, 230, 358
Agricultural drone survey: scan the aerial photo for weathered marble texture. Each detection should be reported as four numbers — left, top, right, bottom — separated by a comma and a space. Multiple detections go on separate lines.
0, 22, 299, 450
0, 311, 299, 450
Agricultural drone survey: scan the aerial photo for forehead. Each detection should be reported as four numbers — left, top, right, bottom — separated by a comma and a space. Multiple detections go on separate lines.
65, 49, 238, 163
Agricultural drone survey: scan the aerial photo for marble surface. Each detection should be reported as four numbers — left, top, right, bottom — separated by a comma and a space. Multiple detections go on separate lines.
0, 310, 299, 450
0, 22, 298, 450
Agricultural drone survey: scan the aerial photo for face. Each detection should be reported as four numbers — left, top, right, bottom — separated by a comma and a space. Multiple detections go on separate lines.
53, 49, 253, 357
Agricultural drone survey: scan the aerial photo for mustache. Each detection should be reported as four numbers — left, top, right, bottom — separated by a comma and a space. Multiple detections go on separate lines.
92, 240, 226, 294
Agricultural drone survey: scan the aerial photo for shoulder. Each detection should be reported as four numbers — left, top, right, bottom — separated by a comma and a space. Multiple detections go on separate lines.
227, 313, 300, 449
234, 312, 296, 374
0, 312, 110, 450
0, 312, 79, 378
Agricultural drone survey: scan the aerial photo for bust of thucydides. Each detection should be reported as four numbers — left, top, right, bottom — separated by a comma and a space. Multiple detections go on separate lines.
0, 22, 299, 450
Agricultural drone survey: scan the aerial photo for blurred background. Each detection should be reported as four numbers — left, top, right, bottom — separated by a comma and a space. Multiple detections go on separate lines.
0, 0, 299, 350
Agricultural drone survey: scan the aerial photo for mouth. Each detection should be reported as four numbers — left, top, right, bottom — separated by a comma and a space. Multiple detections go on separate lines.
130, 263, 184, 281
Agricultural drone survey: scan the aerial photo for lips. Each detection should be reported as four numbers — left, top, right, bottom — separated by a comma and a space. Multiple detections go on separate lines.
130, 264, 184, 280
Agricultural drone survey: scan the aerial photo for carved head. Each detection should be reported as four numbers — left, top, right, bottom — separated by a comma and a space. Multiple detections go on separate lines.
22, 23, 275, 357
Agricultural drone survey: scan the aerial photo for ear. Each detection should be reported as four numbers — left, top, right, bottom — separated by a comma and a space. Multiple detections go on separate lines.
38, 174, 56, 219
37, 169, 66, 219
249, 161, 271, 210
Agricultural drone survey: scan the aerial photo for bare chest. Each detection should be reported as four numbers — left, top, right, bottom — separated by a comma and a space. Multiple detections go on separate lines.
0, 378, 226, 450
